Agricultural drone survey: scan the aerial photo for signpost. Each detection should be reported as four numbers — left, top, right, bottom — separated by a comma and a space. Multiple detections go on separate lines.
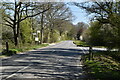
35, 37, 39, 44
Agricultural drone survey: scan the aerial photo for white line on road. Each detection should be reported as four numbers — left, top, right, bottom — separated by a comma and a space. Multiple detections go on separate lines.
5, 49, 57, 79
5, 64, 31, 79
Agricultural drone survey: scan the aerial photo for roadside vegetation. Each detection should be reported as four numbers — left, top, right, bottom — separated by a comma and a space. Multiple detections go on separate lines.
73, 40, 120, 79
75, 1, 120, 51
73, 40, 89, 47
73, 2, 120, 79
2, 43, 49, 56
84, 51, 120, 80
73, 40, 120, 80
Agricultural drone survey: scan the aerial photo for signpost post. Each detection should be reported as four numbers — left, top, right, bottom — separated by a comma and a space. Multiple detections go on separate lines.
89, 46, 93, 60
6, 42, 9, 52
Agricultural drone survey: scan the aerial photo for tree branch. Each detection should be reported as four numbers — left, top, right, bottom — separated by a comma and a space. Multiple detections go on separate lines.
4, 19, 13, 25
3, 23, 13, 28
7, 16, 14, 22
58, 8, 69, 17
19, 7, 51, 22
95, 2, 110, 14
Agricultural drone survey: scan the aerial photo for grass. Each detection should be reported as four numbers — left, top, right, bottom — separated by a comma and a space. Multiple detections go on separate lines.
73, 40, 89, 47
73, 40, 106, 48
1, 43, 49, 56
1, 40, 64, 57
11, 43, 49, 52
84, 51, 120, 80
74, 40, 120, 79
0, 55, 8, 58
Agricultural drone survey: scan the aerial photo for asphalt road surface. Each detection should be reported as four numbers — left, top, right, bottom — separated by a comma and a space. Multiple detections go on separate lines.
1, 41, 86, 80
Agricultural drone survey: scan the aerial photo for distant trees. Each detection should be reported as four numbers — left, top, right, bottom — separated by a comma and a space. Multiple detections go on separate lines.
44, 3, 73, 43
67, 24, 77, 40
34, 3, 52, 44
75, 22, 88, 40
56, 20, 75, 40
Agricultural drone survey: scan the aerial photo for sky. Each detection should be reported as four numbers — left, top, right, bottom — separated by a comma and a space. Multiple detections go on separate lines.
68, 4, 91, 25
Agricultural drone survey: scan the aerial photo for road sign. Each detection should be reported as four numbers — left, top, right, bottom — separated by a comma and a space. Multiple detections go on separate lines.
35, 37, 39, 41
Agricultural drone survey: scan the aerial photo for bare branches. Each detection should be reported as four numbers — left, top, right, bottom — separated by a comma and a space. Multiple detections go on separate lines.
2, 23, 13, 28
20, 7, 51, 22
95, 2, 110, 14
4, 19, 13, 26
7, 17, 14, 22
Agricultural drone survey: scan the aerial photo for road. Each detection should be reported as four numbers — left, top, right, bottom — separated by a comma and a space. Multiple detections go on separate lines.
1, 41, 85, 80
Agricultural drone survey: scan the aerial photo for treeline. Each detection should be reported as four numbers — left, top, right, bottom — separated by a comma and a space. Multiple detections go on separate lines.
75, 1, 120, 51
1, 1, 79, 48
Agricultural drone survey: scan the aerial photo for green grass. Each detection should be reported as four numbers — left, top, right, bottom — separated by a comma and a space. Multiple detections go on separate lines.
1, 43, 49, 56
1, 40, 63, 57
84, 51, 120, 80
73, 40, 106, 48
11, 44, 49, 52
73, 40, 89, 47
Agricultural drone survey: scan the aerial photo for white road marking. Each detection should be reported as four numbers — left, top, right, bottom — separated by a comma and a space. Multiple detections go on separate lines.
5, 64, 31, 79
5, 47, 58, 79
3, 41, 84, 79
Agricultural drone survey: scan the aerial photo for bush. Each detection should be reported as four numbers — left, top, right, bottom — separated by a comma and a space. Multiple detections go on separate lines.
2, 49, 17, 56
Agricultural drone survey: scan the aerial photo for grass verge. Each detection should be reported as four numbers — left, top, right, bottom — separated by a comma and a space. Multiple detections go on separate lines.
11, 43, 49, 52
84, 51, 120, 80
73, 40, 106, 48
73, 40, 89, 47
1, 43, 49, 56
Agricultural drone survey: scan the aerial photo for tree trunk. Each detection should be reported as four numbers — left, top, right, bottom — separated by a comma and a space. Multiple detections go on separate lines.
50, 29, 54, 43
6, 42, 9, 52
60, 31, 62, 36
40, 13, 44, 44
17, 10, 20, 46
13, 0, 18, 46
13, 27, 18, 46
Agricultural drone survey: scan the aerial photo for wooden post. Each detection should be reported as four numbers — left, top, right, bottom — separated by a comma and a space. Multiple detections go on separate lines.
89, 46, 92, 60
6, 42, 9, 52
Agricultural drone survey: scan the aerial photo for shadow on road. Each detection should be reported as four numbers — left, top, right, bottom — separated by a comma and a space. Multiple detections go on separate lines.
2, 48, 85, 80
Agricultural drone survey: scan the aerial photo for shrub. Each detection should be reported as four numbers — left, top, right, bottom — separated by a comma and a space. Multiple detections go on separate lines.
2, 49, 17, 56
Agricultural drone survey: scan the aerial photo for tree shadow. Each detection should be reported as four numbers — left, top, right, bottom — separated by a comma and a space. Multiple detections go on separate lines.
2, 47, 85, 80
